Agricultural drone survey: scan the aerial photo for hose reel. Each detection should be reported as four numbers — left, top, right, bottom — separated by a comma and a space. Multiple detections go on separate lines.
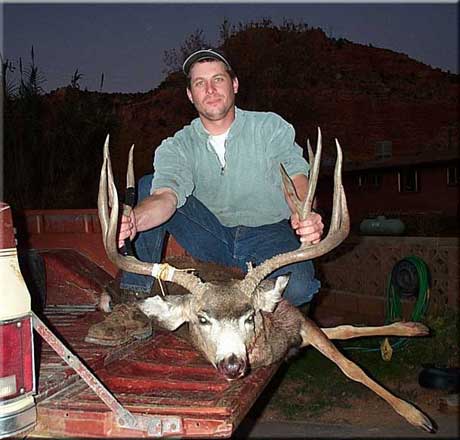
386, 256, 431, 324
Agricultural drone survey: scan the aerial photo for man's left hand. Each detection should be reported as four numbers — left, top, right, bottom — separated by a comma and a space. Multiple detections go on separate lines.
290, 212, 324, 244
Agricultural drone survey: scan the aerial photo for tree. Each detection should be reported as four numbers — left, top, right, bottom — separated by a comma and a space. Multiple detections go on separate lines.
3, 46, 118, 209
162, 29, 210, 74
1, 54, 17, 100
18, 46, 46, 97
70, 69, 83, 89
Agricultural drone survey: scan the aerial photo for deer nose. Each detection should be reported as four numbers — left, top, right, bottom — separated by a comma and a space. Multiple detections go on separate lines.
217, 354, 247, 380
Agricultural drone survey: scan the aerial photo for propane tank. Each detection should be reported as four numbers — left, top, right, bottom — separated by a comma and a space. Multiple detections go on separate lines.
360, 215, 405, 236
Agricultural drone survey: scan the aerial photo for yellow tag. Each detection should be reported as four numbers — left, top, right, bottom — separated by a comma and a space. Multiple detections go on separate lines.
380, 337, 393, 362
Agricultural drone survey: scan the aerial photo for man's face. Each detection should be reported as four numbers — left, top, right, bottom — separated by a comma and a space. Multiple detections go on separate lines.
186, 60, 239, 123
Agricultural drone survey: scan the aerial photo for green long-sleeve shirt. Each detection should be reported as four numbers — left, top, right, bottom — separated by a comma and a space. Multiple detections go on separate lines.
151, 107, 310, 227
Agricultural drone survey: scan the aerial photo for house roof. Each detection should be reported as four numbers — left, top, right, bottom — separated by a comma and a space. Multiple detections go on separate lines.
321, 148, 459, 174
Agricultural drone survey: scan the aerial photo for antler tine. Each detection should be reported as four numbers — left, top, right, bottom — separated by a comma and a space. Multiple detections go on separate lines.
302, 127, 322, 220
98, 135, 110, 250
279, 128, 322, 224
122, 144, 136, 222
127, 144, 135, 188
307, 138, 315, 170
99, 140, 151, 277
330, 139, 344, 233
240, 138, 349, 296
280, 163, 303, 215
97, 139, 205, 294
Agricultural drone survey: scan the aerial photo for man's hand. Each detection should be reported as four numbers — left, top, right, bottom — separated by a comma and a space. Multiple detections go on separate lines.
118, 210, 137, 248
291, 211, 324, 244
116, 188, 178, 249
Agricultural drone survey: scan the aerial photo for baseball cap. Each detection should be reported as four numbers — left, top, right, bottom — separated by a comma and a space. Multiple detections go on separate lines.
182, 49, 232, 75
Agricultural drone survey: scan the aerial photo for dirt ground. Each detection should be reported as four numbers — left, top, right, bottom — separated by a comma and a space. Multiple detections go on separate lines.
257, 375, 456, 428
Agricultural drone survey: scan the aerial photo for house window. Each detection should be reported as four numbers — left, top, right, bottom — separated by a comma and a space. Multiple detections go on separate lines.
447, 166, 459, 185
375, 141, 392, 160
356, 173, 382, 188
368, 174, 382, 187
398, 168, 419, 192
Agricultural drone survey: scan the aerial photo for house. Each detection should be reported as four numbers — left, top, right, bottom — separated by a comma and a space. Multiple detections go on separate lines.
317, 146, 459, 236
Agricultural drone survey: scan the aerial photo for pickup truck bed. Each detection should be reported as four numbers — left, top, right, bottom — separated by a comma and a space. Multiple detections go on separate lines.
15, 210, 280, 438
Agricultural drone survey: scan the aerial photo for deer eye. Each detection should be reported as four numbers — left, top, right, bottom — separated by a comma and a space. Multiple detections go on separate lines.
198, 315, 210, 325
245, 314, 255, 324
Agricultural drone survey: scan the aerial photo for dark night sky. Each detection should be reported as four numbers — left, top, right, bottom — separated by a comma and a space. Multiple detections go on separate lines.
2, 1, 459, 94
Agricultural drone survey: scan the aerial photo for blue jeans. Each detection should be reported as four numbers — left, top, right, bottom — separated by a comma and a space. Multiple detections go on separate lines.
120, 175, 321, 306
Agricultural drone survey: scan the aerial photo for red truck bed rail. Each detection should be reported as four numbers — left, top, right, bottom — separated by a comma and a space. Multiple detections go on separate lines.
19, 208, 189, 277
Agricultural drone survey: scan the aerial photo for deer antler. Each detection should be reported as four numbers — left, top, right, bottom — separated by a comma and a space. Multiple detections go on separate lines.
240, 128, 350, 295
98, 135, 205, 295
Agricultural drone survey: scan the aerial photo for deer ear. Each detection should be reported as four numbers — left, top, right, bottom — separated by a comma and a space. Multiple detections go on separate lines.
254, 275, 289, 312
138, 295, 192, 331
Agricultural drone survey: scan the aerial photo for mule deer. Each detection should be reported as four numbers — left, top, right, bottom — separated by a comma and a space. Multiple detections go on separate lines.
98, 132, 434, 432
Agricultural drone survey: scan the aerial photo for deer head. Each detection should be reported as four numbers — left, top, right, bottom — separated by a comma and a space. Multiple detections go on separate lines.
98, 130, 349, 380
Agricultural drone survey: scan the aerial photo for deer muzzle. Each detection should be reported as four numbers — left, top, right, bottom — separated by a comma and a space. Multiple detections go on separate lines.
217, 354, 247, 380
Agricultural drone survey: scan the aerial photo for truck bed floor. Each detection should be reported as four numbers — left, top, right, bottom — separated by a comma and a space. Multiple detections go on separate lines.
29, 250, 279, 438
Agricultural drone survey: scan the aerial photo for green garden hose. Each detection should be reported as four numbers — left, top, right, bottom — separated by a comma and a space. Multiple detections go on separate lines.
385, 255, 430, 324
342, 256, 431, 355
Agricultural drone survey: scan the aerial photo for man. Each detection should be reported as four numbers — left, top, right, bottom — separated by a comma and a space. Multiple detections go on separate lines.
86, 49, 324, 346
